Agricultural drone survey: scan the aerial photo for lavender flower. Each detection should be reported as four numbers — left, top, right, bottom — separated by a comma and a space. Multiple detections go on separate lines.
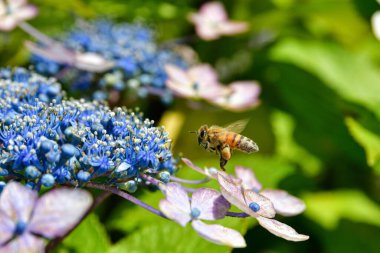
0, 181, 92, 252
217, 172, 309, 241
188, 1, 248, 41
159, 182, 246, 247
0, 68, 176, 191
0, 0, 38, 31
29, 20, 188, 103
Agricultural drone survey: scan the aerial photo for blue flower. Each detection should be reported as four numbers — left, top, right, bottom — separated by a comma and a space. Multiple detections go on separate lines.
0, 68, 177, 191
30, 20, 189, 103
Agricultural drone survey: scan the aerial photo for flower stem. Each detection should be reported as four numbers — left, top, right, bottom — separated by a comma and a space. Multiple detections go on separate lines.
85, 182, 168, 219
226, 211, 249, 218
45, 190, 111, 252
170, 176, 210, 185
18, 22, 55, 46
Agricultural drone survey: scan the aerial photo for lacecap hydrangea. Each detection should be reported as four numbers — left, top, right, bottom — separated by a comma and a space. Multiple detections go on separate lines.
31, 20, 188, 103
0, 68, 176, 192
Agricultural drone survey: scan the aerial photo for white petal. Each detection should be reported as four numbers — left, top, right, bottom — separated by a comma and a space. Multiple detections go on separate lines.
182, 158, 207, 175
188, 64, 218, 85
219, 21, 248, 35
0, 233, 45, 253
164, 183, 191, 213
25, 41, 75, 64
0, 182, 37, 224
0, 16, 18, 31
15, 5, 38, 21
243, 190, 276, 218
257, 216, 309, 241
28, 188, 93, 238
192, 220, 246, 248
74, 52, 114, 72
199, 2, 228, 23
372, 11, 380, 41
260, 189, 306, 217
217, 172, 257, 217
159, 199, 191, 227
0, 211, 15, 245
191, 188, 230, 220
235, 166, 262, 191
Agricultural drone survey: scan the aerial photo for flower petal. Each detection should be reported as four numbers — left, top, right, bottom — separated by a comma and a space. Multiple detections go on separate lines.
0, 182, 37, 224
25, 41, 75, 65
15, 5, 38, 21
74, 52, 114, 72
188, 64, 219, 86
372, 11, 380, 41
260, 189, 306, 217
199, 2, 228, 23
0, 16, 18, 32
191, 220, 246, 248
164, 182, 191, 213
234, 166, 262, 191
0, 211, 15, 245
243, 190, 276, 218
219, 21, 248, 35
28, 188, 93, 238
191, 188, 230, 220
256, 216, 309, 241
159, 199, 191, 227
217, 172, 257, 217
0, 233, 45, 253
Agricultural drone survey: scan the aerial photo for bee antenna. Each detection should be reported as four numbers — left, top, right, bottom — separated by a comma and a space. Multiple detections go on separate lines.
188, 131, 197, 134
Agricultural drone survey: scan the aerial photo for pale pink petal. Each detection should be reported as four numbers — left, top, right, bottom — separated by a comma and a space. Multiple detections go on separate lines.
372, 11, 380, 41
194, 23, 221, 41
165, 64, 191, 86
235, 166, 262, 191
260, 189, 306, 217
219, 21, 248, 35
28, 188, 93, 238
0, 182, 37, 224
182, 158, 207, 175
25, 41, 75, 64
191, 188, 230, 220
74, 52, 114, 72
210, 81, 261, 111
256, 216, 309, 241
243, 190, 276, 218
0, 233, 45, 253
0, 211, 15, 245
217, 172, 258, 217
164, 183, 191, 213
0, 16, 18, 31
15, 5, 38, 21
188, 64, 219, 85
191, 220, 246, 248
166, 79, 195, 98
159, 199, 191, 227
9, 0, 28, 9
199, 2, 228, 23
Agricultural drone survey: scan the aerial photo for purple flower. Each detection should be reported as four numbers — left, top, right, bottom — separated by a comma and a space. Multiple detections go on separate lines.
188, 1, 248, 41
181, 158, 219, 179
159, 183, 246, 248
217, 172, 309, 241
0, 182, 93, 252
0, 0, 38, 31
235, 166, 306, 216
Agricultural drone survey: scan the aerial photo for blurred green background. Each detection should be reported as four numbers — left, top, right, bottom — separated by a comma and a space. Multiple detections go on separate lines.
2, 0, 380, 252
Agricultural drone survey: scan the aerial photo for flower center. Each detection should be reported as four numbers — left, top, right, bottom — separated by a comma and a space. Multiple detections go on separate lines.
190, 208, 201, 219
249, 202, 260, 212
192, 82, 199, 91
14, 221, 27, 235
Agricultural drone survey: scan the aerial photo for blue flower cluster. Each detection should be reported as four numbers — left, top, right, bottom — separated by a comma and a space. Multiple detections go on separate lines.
0, 68, 176, 192
31, 20, 188, 103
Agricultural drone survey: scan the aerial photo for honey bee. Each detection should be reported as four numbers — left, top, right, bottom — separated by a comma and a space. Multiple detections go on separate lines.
192, 119, 259, 171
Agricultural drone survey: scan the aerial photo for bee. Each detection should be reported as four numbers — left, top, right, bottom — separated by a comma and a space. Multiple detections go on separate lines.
192, 119, 259, 171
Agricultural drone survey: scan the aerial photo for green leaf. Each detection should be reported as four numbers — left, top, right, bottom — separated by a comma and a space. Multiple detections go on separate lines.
345, 117, 380, 173
56, 214, 111, 253
271, 110, 322, 176
303, 190, 380, 229
270, 38, 380, 120
108, 221, 238, 253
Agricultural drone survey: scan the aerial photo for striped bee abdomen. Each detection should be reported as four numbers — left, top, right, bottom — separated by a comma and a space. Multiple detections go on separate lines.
236, 136, 259, 153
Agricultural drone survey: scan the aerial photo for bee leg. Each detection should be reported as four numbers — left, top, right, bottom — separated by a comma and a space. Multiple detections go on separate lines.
219, 144, 231, 171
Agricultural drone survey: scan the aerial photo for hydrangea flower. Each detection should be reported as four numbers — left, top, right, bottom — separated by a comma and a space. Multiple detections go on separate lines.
234, 166, 305, 216
217, 172, 309, 241
0, 0, 38, 31
29, 20, 188, 103
0, 181, 92, 252
188, 1, 248, 41
159, 182, 246, 247
165, 64, 261, 111
0, 68, 176, 191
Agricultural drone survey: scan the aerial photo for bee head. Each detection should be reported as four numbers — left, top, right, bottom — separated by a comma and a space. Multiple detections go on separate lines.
197, 125, 208, 145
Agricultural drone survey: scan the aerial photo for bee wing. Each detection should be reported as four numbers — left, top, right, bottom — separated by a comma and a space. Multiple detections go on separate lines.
223, 119, 249, 134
